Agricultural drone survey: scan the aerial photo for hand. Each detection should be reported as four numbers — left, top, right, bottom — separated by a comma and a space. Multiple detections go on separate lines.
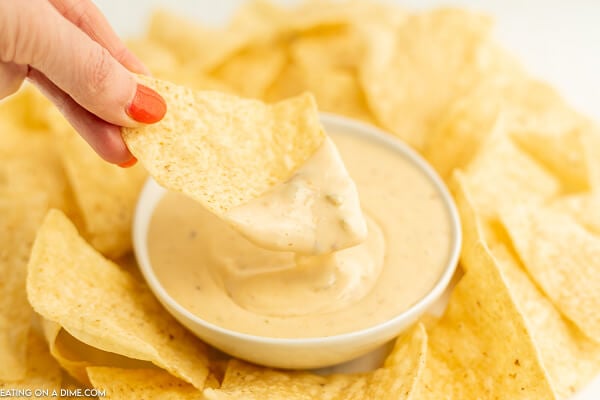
0, 0, 166, 166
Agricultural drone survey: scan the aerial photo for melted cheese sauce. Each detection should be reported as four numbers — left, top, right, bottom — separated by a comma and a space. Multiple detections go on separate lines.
148, 131, 453, 338
225, 137, 367, 254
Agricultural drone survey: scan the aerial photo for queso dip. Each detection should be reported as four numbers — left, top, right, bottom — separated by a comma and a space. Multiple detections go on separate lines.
148, 130, 453, 338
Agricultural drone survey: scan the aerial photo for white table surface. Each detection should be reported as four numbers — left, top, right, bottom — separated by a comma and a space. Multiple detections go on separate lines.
93, 1, 600, 398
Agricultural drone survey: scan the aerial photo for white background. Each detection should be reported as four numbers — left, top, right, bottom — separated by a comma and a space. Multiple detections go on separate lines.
94, 1, 600, 398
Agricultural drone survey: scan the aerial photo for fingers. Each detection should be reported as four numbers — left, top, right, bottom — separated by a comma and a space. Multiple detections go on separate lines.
0, 61, 27, 98
28, 68, 135, 166
48, 0, 149, 74
1, 0, 163, 127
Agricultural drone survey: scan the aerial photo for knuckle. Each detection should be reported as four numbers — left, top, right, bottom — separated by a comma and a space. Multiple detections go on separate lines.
84, 46, 114, 97
0, 1, 28, 62
1, 0, 54, 65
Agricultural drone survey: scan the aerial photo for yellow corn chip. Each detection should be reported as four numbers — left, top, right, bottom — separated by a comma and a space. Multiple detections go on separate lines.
510, 107, 593, 192
413, 241, 555, 399
290, 0, 406, 32
0, 130, 73, 214
500, 205, 600, 342
60, 377, 92, 397
582, 125, 600, 190
231, 0, 405, 40
57, 128, 146, 258
26, 210, 211, 389
289, 25, 365, 71
205, 360, 368, 400
303, 68, 375, 123
114, 252, 146, 282
42, 320, 152, 386
361, 8, 518, 151
549, 192, 600, 235
454, 174, 600, 396
0, 84, 54, 131
148, 10, 249, 71
211, 44, 287, 99
264, 62, 308, 102
0, 194, 47, 380
88, 367, 204, 400
125, 38, 232, 92
126, 38, 181, 79
122, 76, 325, 215
494, 245, 600, 398
0, 331, 62, 398
205, 323, 427, 399
242, 2, 404, 106
460, 129, 560, 219
227, 0, 292, 40
424, 77, 563, 179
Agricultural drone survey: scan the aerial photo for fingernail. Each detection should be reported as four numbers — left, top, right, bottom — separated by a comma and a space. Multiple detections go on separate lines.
118, 156, 137, 168
126, 84, 166, 123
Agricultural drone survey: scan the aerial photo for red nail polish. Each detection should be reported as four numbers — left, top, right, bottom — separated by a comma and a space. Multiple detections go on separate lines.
118, 156, 137, 168
126, 84, 167, 123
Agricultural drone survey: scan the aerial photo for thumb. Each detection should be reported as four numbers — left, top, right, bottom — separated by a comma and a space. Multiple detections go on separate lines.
2, 0, 165, 127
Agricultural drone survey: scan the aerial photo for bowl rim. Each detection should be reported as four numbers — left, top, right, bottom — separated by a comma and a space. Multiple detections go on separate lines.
133, 112, 462, 346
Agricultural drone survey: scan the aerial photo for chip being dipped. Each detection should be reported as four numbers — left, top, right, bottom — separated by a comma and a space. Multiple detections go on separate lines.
122, 76, 366, 254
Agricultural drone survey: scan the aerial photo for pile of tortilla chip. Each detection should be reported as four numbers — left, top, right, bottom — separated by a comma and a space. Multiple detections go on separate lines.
1, 0, 599, 398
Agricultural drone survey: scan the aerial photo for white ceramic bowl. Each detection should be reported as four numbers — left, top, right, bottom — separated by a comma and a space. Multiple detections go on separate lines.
132, 113, 462, 369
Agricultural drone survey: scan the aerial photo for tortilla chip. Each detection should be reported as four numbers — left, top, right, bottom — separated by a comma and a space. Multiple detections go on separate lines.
510, 106, 592, 192
0, 195, 47, 380
494, 245, 600, 398
231, 0, 405, 41
549, 192, 600, 235
264, 62, 308, 102
228, 0, 287, 36
500, 205, 600, 342
60, 377, 92, 396
459, 130, 560, 219
360, 323, 428, 400
42, 320, 152, 386
205, 360, 367, 400
582, 124, 600, 190
126, 38, 232, 92
423, 77, 563, 179
0, 84, 54, 131
122, 76, 325, 215
303, 68, 375, 123
26, 210, 211, 389
290, 25, 365, 71
57, 128, 146, 258
126, 38, 181, 79
0, 130, 73, 214
262, 19, 382, 123
360, 8, 518, 151
114, 252, 146, 283
148, 10, 249, 71
0, 331, 62, 398
205, 323, 427, 399
264, 18, 397, 106
289, 0, 406, 32
413, 240, 555, 398
0, 154, 70, 212
88, 367, 204, 399
211, 44, 287, 99
454, 173, 600, 396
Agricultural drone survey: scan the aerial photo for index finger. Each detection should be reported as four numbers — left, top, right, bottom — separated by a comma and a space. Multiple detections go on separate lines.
48, 0, 150, 74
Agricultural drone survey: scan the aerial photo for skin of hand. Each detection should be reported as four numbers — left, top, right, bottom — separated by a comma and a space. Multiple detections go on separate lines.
0, 0, 167, 166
